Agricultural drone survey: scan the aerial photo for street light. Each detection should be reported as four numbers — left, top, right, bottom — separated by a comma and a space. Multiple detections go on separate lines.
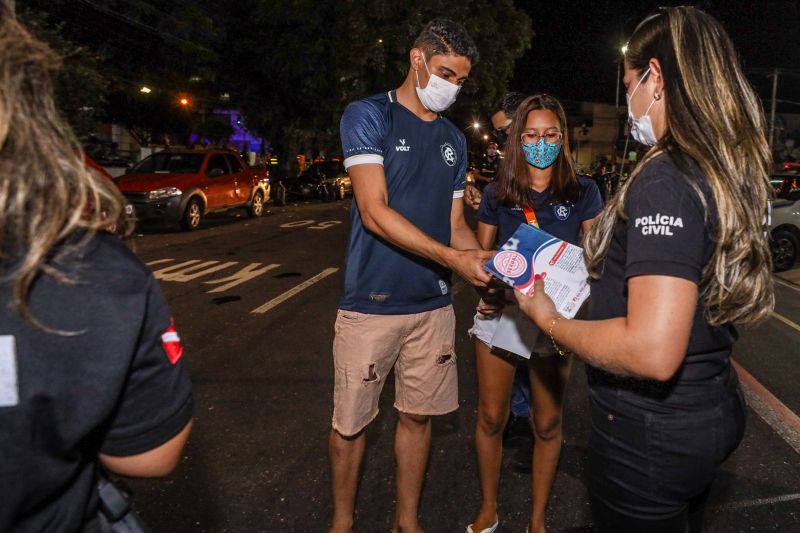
179, 97, 190, 107
616, 44, 629, 175
483, 134, 488, 140
140, 86, 152, 94
472, 121, 480, 129
615, 44, 628, 109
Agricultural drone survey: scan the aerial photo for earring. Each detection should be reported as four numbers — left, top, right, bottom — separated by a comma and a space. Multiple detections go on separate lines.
654, 92, 661, 100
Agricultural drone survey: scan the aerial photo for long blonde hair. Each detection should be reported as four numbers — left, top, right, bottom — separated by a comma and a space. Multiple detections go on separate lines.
584, 6, 774, 327
0, 8, 132, 326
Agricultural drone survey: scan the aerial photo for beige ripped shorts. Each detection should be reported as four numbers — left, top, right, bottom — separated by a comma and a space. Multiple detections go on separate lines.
331, 305, 458, 437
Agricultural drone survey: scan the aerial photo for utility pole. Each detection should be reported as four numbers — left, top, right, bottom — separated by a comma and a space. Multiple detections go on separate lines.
768, 68, 780, 150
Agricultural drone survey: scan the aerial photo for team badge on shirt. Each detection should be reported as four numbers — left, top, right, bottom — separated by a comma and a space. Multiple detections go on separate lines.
553, 204, 571, 221
161, 319, 184, 365
440, 142, 456, 167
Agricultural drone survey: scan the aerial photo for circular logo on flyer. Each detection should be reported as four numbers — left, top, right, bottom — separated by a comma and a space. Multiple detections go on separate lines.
493, 251, 528, 278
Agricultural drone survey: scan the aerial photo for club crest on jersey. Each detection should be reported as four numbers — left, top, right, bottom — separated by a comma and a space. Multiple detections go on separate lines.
440, 142, 456, 167
553, 204, 571, 220
395, 138, 411, 152
161, 318, 184, 365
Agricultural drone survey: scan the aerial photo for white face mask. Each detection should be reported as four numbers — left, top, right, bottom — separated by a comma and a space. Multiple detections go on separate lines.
626, 67, 658, 146
415, 53, 461, 112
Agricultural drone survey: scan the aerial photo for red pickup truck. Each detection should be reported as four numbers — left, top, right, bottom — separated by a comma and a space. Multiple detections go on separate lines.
115, 149, 270, 231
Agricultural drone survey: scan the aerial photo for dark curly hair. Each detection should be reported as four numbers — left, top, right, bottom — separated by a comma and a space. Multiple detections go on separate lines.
492, 91, 526, 119
413, 19, 479, 65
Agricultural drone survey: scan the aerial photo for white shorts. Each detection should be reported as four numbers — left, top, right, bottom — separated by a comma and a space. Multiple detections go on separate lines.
468, 301, 556, 357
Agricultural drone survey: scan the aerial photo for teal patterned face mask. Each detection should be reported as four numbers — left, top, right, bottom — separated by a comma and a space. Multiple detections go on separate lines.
522, 138, 562, 169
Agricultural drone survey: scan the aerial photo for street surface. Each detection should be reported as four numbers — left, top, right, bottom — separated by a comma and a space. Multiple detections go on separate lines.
125, 201, 800, 532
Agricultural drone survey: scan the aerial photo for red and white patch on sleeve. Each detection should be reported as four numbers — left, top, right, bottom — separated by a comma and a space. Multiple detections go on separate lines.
161, 319, 184, 365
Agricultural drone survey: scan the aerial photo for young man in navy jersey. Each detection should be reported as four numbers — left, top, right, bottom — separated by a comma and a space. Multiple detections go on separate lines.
329, 19, 493, 533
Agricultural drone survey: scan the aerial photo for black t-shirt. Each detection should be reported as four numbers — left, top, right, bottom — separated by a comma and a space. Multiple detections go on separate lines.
0, 232, 193, 532
587, 154, 736, 394
478, 155, 499, 180
477, 155, 500, 191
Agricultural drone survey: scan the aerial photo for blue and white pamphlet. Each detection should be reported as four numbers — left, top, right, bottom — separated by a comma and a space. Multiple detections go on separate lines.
483, 224, 591, 358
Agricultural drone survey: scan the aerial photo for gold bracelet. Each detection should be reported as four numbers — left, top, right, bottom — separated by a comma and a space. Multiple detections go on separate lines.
547, 315, 569, 357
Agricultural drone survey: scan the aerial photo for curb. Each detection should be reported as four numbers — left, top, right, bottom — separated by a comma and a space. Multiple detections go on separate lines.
732, 358, 800, 455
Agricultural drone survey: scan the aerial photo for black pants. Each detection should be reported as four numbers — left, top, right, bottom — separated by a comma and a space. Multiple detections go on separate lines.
587, 367, 747, 532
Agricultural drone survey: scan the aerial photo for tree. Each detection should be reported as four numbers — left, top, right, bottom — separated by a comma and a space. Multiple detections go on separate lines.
215, 0, 532, 164
18, 5, 109, 139
24, 0, 220, 146
331, 0, 532, 119
21, 1, 532, 164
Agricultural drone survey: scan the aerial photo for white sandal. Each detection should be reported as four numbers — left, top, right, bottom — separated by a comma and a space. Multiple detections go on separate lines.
465, 518, 499, 533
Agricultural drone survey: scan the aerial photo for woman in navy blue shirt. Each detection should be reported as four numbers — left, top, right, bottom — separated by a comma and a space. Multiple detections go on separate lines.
467, 94, 602, 533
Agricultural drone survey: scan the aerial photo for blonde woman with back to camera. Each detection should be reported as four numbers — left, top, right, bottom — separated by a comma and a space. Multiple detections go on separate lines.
0, 9, 193, 532
515, 6, 774, 532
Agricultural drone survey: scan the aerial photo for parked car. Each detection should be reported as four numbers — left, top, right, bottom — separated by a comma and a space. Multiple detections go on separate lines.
281, 159, 352, 202
115, 149, 270, 231
770, 169, 800, 272
84, 153, 114, 181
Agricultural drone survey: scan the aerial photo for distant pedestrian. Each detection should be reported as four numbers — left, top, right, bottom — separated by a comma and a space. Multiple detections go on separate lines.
591, 163, 610, 202
0, 9, 193, 532
475, 141, 500, 191
329, 19, 492, 533
464, 92, 526, 210
516, 6, 774, 532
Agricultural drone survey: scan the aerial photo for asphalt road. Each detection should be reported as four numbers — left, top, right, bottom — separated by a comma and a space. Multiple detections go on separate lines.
124, 200, 800, 532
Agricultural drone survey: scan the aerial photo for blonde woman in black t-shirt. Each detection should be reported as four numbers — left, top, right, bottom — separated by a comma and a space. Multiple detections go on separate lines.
0, 11, 193, 532
516, 7, 773, 533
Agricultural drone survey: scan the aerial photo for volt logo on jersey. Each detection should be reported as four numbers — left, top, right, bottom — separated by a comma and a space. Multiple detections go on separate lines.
161, 319, 184, 365
441, 142, 456, 167
395, 138, 411, 152
438, 280, 449, 295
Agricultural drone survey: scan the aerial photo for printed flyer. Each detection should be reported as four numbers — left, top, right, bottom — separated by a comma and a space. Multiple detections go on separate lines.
484, 223, 590, 319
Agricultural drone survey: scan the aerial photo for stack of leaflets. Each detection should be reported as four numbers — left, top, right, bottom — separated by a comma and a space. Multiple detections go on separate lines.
481, 224, 591, 358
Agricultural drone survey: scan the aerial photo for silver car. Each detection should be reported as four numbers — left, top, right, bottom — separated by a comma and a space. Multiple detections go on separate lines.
770, 171, 800, 272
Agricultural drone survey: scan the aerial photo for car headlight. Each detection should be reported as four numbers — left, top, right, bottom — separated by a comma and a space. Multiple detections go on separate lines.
147, 187, 182, 200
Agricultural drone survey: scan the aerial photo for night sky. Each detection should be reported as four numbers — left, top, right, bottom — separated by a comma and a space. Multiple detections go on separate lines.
510, 1, 800, 110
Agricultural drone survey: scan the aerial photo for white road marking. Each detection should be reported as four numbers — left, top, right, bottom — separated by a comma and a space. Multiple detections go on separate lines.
251, 268, 339, 314
151, 260, 203, 277
733, 359, 800, 455
770, 311, 800, 334
154, 260, 238, 282
775, 277, 800, 293
205, 263, 280, 293
146, 258, 175, 266
280, 220, 315, 228
308, 221, 342, 230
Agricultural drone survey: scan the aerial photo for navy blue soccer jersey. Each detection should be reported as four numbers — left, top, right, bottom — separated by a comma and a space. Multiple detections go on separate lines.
339, 90, 467, 314
477, 177, 603, 247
